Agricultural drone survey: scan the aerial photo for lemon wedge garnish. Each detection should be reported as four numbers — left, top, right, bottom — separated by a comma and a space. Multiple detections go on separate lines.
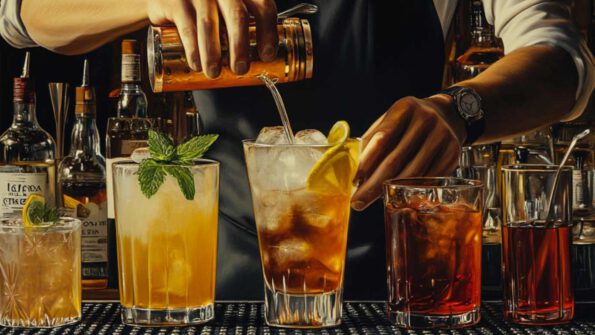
306, 121, 359, 194
63, 194, 83, 209
22, 194, 46, 228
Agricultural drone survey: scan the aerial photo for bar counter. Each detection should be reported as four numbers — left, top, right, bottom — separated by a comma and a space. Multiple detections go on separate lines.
1, 301, 593, 334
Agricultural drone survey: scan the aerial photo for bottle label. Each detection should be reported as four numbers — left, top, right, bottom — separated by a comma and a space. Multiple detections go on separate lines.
0, 172, 50, 218
122, 54, 141, 82
573, 169, 585, 208
64, 193, 108, 263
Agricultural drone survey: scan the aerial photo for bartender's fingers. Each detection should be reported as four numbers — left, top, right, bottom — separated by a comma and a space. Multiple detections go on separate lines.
397, 133, 452, 178
244, 0, 278, 61
218, 0, 250, 74
193, 0, 221, 77
352, 109, 434, 211
424, 141, 460, 176
355, 110, 410, 185
148, 0, 199, 71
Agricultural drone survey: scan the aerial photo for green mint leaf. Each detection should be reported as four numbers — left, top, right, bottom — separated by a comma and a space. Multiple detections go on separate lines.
44, 207, 59, 224
164, 165, 195, 200
137, 159, 166, 198
148, 130, 176, 161
176, 134, 219, 163
29, 202, 59, 225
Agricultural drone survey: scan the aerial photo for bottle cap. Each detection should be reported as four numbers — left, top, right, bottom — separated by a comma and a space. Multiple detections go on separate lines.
75, 59, 96, 115
13, 77, 35, 103
122, 39, 139, 55
14, 52, 34, 103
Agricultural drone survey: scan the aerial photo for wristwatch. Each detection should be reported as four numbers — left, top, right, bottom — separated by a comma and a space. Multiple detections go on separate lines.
440, 86, 485, 146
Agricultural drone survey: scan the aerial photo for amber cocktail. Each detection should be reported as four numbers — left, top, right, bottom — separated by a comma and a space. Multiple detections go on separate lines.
243, 130, 359, 328
383, 178, 483, 329
0, 218, 81, 328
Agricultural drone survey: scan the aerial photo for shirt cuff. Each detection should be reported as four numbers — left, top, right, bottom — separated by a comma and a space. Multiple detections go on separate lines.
0, 0, 37, 48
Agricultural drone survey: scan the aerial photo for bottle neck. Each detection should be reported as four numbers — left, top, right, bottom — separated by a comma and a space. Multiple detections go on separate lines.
12, 101, 39, 127
117, 83, 147, 118
469, 2, 498, 48
70, 113, 99, 157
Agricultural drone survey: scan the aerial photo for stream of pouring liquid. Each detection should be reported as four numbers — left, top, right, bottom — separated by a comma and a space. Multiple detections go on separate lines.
257, 74, 295, 143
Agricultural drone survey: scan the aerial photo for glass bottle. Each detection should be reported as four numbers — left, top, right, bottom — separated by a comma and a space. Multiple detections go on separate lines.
453, 0, 504, 82
106, 40, 159, 289
0, 52, 56, 217
59, 60, 108, 290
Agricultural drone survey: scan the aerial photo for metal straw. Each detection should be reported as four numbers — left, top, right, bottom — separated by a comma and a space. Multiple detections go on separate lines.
545, 128, 590, 223
48, 82, 70, 160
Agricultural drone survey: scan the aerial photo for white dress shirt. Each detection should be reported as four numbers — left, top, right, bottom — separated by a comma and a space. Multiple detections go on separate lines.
1, 0, 593, 119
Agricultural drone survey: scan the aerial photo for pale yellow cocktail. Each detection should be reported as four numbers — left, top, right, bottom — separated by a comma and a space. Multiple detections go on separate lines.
113, 159, 219, 326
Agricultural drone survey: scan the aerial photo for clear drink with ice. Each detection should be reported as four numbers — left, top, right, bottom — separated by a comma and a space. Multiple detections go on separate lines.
0, 218, 81, 328
113, 160, 219, 326
244, 125, 359, 328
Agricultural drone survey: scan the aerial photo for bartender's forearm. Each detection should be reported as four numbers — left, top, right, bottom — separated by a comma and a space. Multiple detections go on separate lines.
21, 0, 148, 54
434, 45, 579, 145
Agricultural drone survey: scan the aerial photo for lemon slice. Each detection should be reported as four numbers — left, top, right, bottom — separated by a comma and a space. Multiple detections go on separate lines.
306, 121, 359, 194
63, 194, 83, 209
22, 194, 46, 228
327, 120, 350, 145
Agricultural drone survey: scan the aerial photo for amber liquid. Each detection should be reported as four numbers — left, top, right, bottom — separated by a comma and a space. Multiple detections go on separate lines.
384, 203, 482, 315
502, 222, 574, 325
256, 190, 351, 294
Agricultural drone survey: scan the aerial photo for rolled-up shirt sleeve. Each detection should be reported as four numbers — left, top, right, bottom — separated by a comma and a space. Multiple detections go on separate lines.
482, 0, 594, 120
0, 0, 37, 48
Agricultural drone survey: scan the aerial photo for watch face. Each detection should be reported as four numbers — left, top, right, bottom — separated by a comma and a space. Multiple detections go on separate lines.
458, 91, 482, 119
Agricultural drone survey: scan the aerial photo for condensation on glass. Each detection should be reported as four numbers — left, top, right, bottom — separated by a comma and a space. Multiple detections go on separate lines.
147, 18, 313, 92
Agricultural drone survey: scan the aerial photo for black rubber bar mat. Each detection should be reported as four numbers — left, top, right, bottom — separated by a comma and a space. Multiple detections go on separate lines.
0, 302, 594, 334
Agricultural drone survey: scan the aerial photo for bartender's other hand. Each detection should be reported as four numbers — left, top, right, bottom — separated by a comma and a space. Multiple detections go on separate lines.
351, 95, 466, 211
147, 0, 278, 77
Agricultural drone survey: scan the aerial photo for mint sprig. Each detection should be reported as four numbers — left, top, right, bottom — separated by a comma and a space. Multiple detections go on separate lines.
29, 202, 59, 225
137, 130, 218, 200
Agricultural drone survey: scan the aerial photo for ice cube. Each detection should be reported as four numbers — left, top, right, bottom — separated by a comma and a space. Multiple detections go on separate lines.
131, 147, 150, 163
255, 191, 293, 233
294, 129, 327, 145
256, 126, 290, 144
273, 238, 312, 267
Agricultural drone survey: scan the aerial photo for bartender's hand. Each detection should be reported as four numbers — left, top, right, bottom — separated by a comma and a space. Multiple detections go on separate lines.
351, 95, 466, 211
147, 0, 279, 78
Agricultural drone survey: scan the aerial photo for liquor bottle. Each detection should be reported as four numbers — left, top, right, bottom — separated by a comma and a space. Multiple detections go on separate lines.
106, 39, 158, 288
0, 52, 56, 217
171, 92, 204, 144
453, 0, 504, 82
58, 60, 108, 290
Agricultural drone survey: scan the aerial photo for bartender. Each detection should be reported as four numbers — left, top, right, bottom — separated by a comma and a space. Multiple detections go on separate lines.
1, 0, 593, 299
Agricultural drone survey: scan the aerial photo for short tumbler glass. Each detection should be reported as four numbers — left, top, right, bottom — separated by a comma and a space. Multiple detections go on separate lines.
501, 165, 574, 325
0, 218, 82, 328
113, 160, 219, 326
383, 178, 483, 329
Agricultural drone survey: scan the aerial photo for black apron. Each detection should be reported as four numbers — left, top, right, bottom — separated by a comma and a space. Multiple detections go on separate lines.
194, 0, 444, 300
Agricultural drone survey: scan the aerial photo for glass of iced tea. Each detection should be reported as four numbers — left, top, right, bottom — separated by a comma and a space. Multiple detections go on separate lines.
383, 178, 483, 329
113, 160, 219, 326
501, 165, 574, 325
0, 218, 81, 328
243, 127, 359, 328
